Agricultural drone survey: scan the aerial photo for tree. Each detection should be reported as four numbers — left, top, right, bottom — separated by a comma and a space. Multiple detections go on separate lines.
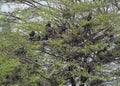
0, 0, 120, 86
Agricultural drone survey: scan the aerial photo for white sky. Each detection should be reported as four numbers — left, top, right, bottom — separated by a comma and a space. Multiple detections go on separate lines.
0, 1, 47, 13
0, 3, 29, 12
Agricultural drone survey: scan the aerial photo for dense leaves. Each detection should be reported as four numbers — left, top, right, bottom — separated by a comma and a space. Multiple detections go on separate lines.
0, 0, 120, 86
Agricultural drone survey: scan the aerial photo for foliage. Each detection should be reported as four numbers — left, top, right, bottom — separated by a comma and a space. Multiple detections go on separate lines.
0, 0, 120, 86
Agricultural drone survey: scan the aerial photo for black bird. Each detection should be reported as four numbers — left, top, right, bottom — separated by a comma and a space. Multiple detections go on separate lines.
46, 23, 51, 27
45, 23, 52, 39
87, 13, 92, 21
15, 47, 27, 56
29, 31, 35, 37
45, 23, 52, 33
29, 31, 35, 40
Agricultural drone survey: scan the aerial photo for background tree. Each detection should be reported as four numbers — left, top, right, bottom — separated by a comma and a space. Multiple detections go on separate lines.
0, 0, 120, 86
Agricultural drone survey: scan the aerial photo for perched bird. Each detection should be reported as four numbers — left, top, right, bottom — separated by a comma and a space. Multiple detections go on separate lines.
87, 13, 92, 21
45, 23, 52, 33
15, 47, 27, 56
29, 31, 35, 40
45, 23, 53, 39
46, 23, 51, 27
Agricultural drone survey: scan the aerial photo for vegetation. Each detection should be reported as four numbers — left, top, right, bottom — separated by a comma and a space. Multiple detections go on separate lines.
0, 0, 120, 86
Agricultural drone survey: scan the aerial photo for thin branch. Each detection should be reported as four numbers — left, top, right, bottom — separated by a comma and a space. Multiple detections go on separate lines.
39, 49, 62, 58
113, 0, 120, 10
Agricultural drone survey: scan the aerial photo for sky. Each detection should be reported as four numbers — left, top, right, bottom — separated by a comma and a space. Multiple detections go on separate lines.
0, 1, 47, 13
0, 2, 29, 13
